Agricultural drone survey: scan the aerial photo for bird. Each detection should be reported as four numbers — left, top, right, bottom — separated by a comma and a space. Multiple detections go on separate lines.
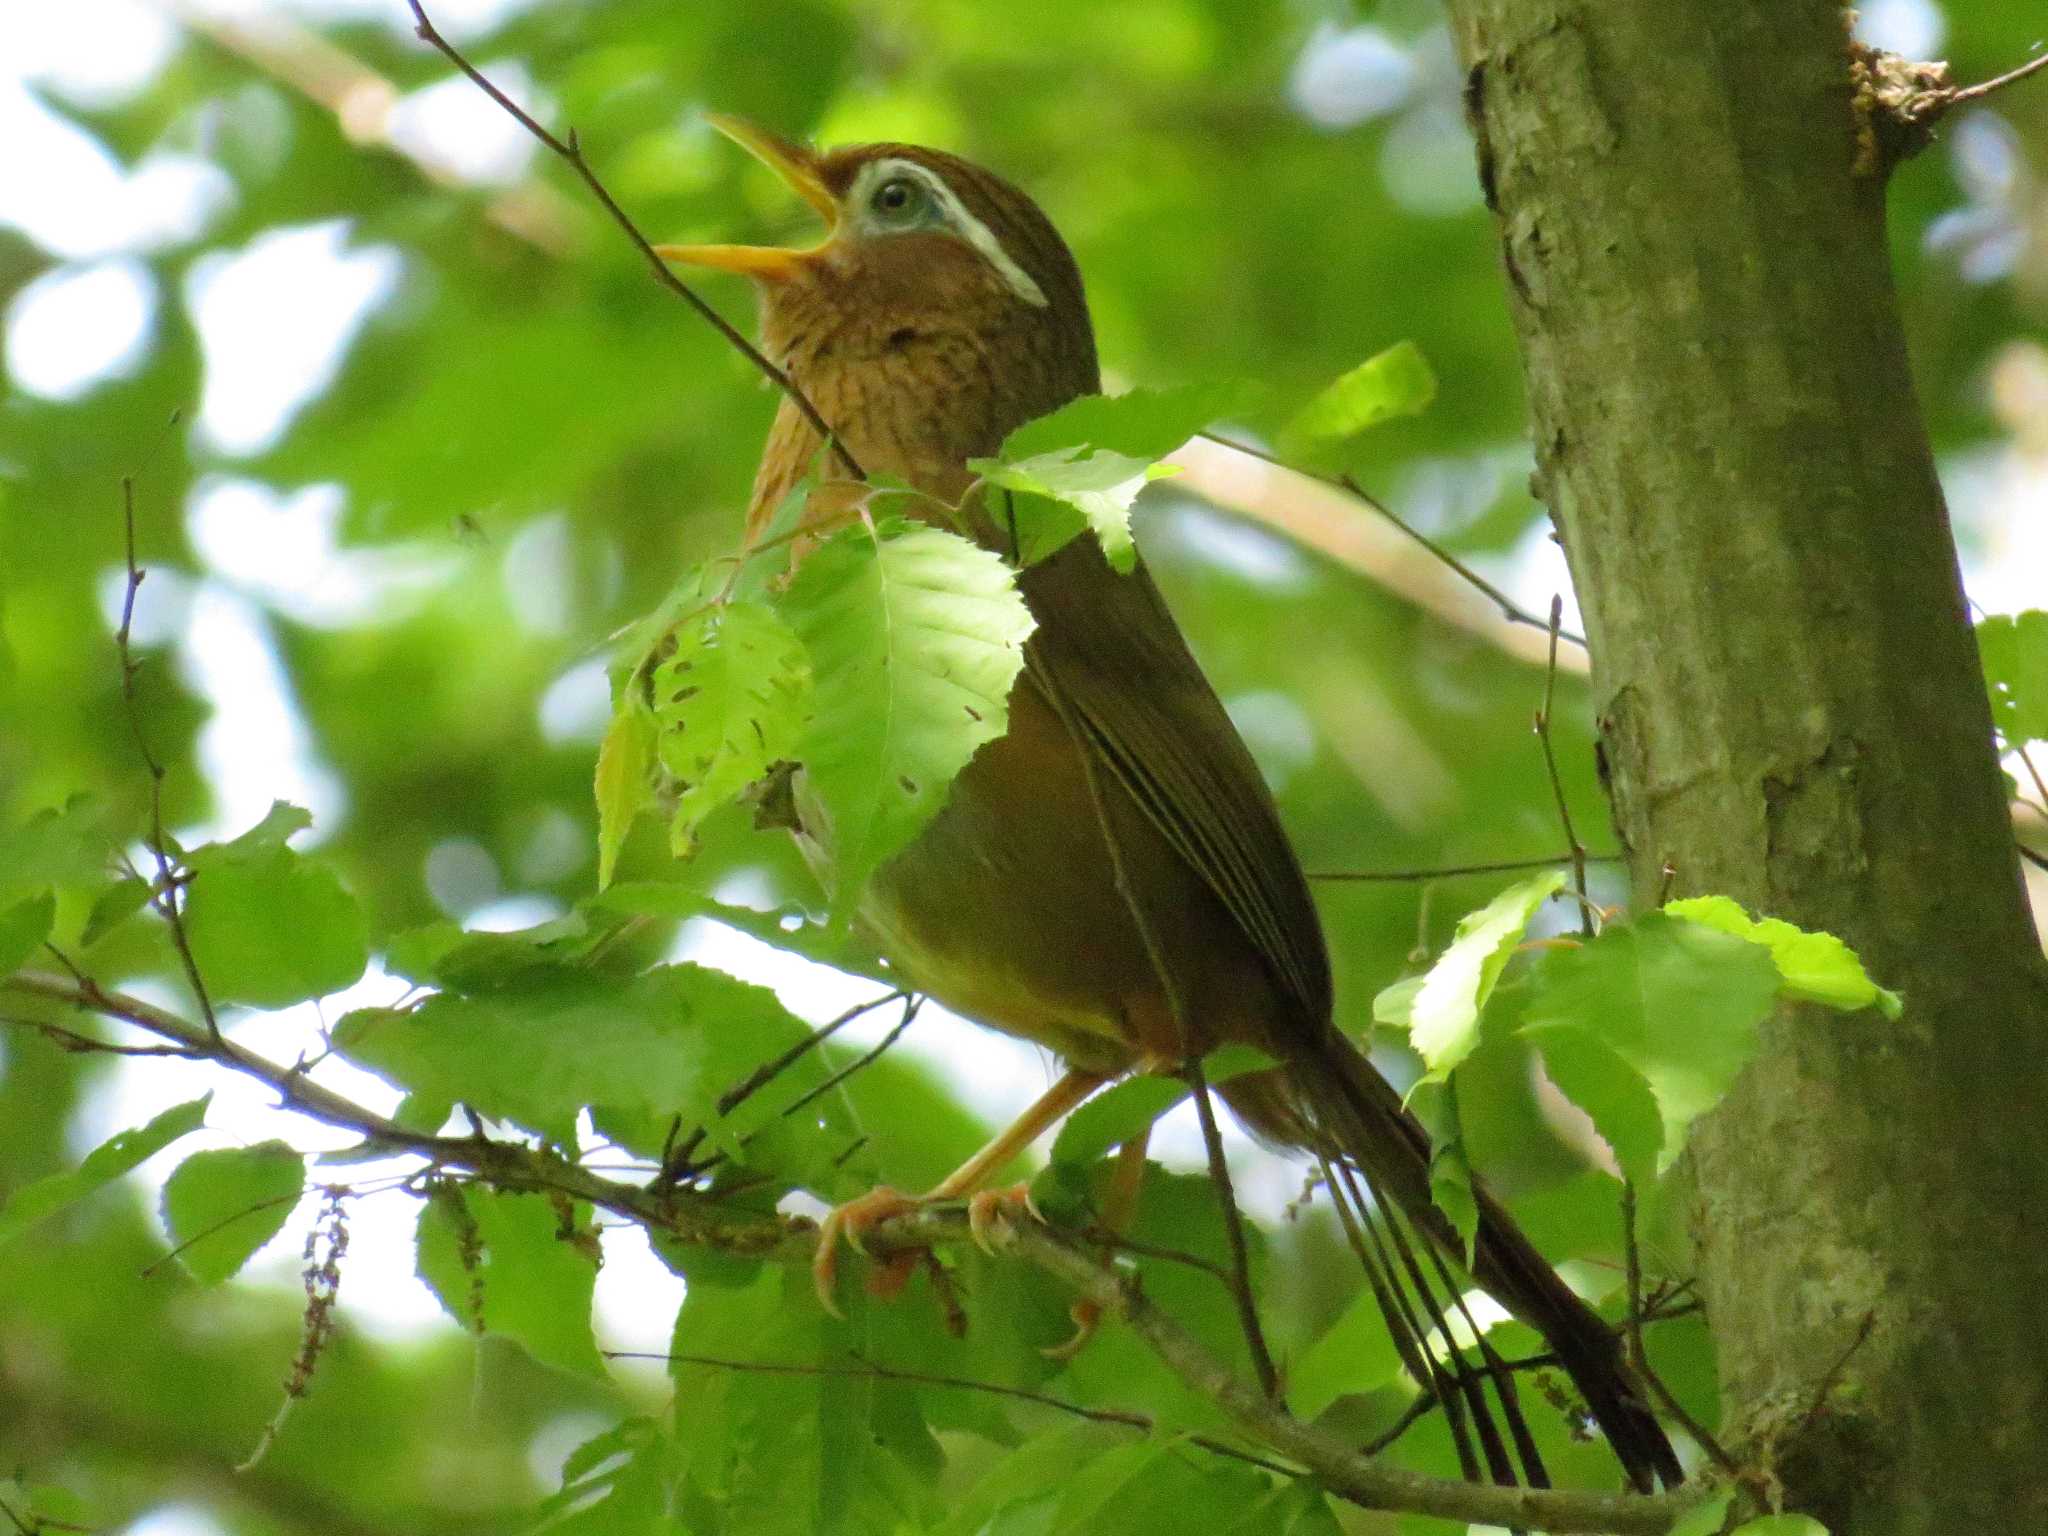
656, 116, 1681, 1493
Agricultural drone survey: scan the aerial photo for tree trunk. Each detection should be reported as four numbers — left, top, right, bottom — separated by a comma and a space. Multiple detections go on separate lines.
1440, 3, 2048, 1529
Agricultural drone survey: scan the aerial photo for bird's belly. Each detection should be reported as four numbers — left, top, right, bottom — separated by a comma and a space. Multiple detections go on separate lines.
796, 671, 1287, 1075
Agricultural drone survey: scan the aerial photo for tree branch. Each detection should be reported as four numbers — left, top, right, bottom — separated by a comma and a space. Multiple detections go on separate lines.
1, 967, 1699, 1534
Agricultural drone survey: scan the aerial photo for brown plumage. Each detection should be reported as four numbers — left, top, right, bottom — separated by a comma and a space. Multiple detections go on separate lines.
659, 120, 1680, 1493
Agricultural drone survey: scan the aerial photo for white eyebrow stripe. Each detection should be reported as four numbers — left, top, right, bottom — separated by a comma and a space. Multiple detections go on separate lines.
854, 157, 1049, 308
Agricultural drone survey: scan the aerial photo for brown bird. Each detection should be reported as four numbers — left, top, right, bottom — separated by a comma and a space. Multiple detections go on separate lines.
658, 117, 1680, 1493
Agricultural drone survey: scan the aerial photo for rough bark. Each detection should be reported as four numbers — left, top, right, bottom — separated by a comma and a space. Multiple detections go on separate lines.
1441, 3, 2048, 1530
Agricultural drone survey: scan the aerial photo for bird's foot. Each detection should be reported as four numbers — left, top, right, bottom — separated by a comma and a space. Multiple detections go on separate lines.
966, 1180, 1039, 1255
1041, 1298, 1104, 1361
813, 1185, 927, 1317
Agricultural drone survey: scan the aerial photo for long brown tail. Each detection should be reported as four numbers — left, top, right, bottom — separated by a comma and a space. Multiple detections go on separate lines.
1237, 1030, 1684, 1493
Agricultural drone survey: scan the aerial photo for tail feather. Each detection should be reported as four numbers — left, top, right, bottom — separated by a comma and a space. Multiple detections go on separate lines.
1273, 1033, 1684, 1494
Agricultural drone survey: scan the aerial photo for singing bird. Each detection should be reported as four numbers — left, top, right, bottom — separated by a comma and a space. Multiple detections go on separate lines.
658, 118, 1679, 1492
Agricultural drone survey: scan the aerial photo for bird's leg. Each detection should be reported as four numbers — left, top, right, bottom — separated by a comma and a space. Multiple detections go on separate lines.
812, 1066, 1109, 1315
1043, 1125, 1151, 1360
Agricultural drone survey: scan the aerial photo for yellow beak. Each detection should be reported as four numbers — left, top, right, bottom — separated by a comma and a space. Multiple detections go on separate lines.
654, 114, 837, 282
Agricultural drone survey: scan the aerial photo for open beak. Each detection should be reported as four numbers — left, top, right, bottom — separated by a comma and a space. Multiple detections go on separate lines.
653, 114, 837, 282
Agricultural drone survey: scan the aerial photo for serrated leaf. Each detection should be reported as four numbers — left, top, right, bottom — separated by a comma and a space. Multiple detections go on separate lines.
335, 963, 817, 1151
1668, 1489, 1737, 1536
594, 699, 656, 889
182, 807, 368, 1008
1521, 913, 1782, 1171
417, 1184, 602, 1376
972, 449, 1178, 571
1404, 871, 1565, 1082
0, 890, 54, 974
81, 875, 150, 947
647, 599, 812, 856
1977, 609, 2048, 746
1285, 1280, 1406, 1418
778, 520, 1034, 923
0, 1095, 209, 1250
999, 380, 1265, 463
1282, 340, 1437, 448
1665, 895, 1902, 1018
1525, 1026, 1663, 1184
160, 1141, 306, 1284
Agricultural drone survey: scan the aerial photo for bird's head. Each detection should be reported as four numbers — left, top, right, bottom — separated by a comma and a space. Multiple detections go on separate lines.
657, 117, 1098, 406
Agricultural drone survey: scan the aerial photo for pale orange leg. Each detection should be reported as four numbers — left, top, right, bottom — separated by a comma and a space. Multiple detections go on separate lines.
812, 1066, 1109, 1316
1043, 1125, 1152, 1359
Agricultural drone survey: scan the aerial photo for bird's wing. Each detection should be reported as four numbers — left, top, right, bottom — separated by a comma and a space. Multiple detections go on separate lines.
1017, 537, 1333, 1027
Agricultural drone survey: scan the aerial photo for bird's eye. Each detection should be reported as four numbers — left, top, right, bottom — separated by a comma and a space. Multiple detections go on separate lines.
869, 176, 926, 224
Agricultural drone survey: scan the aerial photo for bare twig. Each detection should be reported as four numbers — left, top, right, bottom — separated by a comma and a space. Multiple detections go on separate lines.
772, 994, 922, 1123
1310, 852, 1622, 884
1943, 48, 2048, 109
1184, 1055, 1281, 1399
118, 471, 222, 1043
1620, 1178, 1647, 1376
1532, 595, 1593, 934
1, 1012, 204, 1057
401, 0, 861, 480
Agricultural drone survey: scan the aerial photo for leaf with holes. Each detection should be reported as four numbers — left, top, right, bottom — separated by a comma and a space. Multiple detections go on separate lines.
777, 519, 1034, 923
161, 1141, 306, 1284
648, 599, 812, 857
1977, 609, 2048, 747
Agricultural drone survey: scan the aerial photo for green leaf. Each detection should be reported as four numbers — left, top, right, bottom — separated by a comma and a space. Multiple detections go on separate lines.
0, 1096, 209, 1250
778, 520, 1034, 923
1665, 895, 1902, 1018
594, 698, 656, 889
81, 875, 151, 947
1977, 609, 2048, 746
1404, 871, 1565, 1082
335, 964, 817, 1151
973, 448, 1179, 571
648, 600, 813, 856
1286, 1280, 1406, 1418
1281, 340, 1437, 448
999, 380, 1264, 463
1525, 1025, 1664, 1184
1521, 913, 1782, 1171
383, 909, 633, 992
1668, 1489, 1737, 1536
1051, 1075, 1186, 1168
0, 889, 54, 974
590, 883, 898, 986
1408, 1078, 1478, 1259
416, 1184, 603, 1377
0, 794, 119, 905
182, 804, 369, 1008
160, 1141, 306, 1284
1731, 1518, 1828, 1536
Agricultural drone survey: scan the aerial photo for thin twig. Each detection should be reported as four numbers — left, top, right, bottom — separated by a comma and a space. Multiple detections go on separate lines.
401, 0, 861, 480
1620, 1179, 1647, 1377
1533, 595, 1593, 935
773, 995, 923, 1122
1184, 1056, 1281, 1399
1194, 432, 1586, 648
2021, 842, 2048, 873
1, 1012, 204, 1057
1944, 48, 2048, 108
118, 470, 222, 1043
1309, 852, 1622, 883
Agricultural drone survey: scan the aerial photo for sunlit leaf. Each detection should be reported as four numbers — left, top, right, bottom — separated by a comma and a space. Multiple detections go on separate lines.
1521, 913, 1781, 1170
1401, 870, 1565, 1082
999, 380, 1265, 463
777, 519, 1034, 922
594, 698, 657, 889
1977, 609, 2048, 746
646, 599, 812, 857
1281, 340, 1437, 448
160, 1141, 305, 1284
1665, 895, 1902, 1018
0, 1096, 209, 1250
973, 448, 1178, 570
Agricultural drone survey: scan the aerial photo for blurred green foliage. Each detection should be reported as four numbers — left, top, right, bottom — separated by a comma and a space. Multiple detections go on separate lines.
1, 0, 2042, 1530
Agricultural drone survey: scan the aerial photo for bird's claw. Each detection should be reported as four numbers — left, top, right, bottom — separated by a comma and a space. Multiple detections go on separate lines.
812, 1185, 923, 1317
1041, 1298, 1104, 1361
966, 1181, 1039, 1255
